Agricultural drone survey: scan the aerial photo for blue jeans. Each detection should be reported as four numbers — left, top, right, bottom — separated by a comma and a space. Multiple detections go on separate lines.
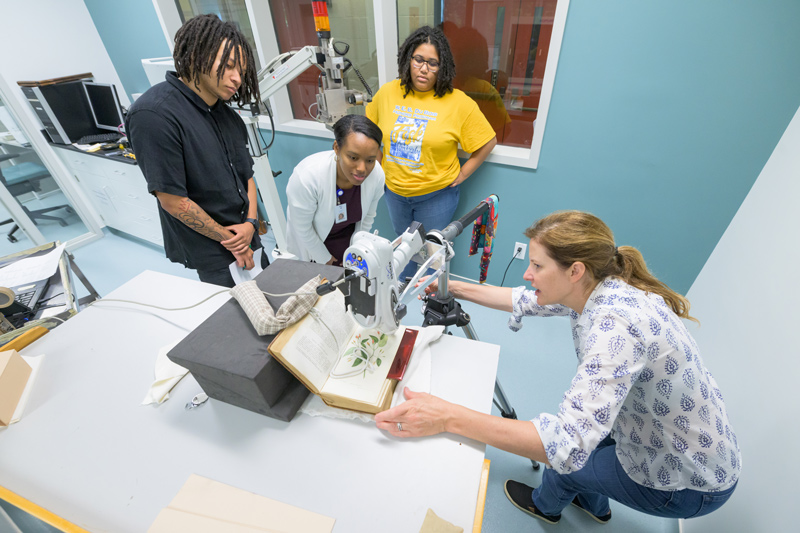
383, 185, 460, 281
532, 436, 737, 519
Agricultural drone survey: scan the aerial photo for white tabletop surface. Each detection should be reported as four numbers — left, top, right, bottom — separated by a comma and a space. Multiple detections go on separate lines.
0, 270, 499, 532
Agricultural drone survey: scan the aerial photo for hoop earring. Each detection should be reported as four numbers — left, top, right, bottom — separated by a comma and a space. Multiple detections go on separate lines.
334, 154, 339, 162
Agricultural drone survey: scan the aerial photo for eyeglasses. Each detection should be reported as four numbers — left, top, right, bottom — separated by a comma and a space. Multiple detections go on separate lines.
411, 55, 440, 72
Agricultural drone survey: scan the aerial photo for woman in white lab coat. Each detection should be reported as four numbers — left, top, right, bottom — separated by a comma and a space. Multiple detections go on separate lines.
285, 115, 384, 266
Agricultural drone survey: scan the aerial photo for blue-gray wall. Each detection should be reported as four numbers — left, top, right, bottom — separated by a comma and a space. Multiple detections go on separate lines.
83, 0, 170, 102
89, 1, 800, 294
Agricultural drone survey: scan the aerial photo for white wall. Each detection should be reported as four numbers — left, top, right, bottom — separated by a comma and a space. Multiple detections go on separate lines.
0, 0, 130, 126
681, 106, 800, 532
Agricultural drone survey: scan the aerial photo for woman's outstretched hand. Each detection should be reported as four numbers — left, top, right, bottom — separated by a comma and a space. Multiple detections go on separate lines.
374, 388, 451, 438
415, 275, 438, 299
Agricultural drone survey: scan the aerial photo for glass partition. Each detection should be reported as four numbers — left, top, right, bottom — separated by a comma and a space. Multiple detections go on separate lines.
398, 0, 560, 148
174, 0, 262, 70
268, 0, 379, 120
0, 95, 88, 255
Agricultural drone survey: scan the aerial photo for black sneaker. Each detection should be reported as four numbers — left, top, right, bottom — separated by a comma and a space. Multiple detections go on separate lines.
571, 496, 612, 524
504, 480, 561, 524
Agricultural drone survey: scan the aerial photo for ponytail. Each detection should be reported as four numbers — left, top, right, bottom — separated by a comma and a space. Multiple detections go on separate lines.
614, 246, 696, 322
525, 211, 697, 322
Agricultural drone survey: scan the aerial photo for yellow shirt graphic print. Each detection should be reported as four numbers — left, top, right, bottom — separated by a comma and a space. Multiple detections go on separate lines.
387, 114, 430, 171
366, 80, 496, 196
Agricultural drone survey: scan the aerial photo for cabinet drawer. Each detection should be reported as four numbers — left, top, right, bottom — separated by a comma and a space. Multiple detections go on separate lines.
123, 213, 163, 245
109, 201, 163, 246
115, 201, 161, 232
112, 182, 158, 213
61, 153, 108, 178
104, 162, 144, 183
122, 219, 162, 245
75, 174, 118, 227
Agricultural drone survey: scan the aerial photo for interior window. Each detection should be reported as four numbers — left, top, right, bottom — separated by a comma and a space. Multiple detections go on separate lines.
174, 0, 262, 71
398, 0, 560, 149
268, 0, 379, 121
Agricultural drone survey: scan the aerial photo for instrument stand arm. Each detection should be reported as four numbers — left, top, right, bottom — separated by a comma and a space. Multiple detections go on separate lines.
421, 289, 539, 470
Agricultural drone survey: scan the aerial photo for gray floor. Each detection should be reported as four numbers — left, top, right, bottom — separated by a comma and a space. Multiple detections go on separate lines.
64, 230, 678, 533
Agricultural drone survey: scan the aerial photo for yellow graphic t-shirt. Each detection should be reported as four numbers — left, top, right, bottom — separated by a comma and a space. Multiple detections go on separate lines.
366, 80, 496, 197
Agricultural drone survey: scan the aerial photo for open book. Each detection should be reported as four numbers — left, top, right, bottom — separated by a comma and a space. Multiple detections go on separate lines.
268, 289, 407, 414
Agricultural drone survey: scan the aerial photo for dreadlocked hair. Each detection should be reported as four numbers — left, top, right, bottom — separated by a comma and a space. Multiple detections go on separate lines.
398, 26, 455, 98
525, 211, 698, 323
173, 14, 260, 107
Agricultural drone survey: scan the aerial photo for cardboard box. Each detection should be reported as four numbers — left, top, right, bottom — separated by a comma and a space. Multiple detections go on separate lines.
0, 349, 32, 426
148, 474, 335, 532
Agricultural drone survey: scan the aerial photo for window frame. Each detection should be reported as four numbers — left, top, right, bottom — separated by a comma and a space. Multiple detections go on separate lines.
151, 0, 570, 168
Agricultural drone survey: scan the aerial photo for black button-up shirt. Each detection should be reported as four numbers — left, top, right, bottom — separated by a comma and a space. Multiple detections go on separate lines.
126, 71, 259, 270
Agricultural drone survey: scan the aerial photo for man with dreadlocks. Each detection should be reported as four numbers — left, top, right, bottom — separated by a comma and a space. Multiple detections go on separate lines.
126, 14, 266, 287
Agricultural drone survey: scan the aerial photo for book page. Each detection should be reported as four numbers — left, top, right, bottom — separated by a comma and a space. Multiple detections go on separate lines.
321, 326, 405, 404
277, 291, 356, 391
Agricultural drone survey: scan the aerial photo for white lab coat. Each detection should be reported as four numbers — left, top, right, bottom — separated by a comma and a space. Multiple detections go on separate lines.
286, 150, 385, 263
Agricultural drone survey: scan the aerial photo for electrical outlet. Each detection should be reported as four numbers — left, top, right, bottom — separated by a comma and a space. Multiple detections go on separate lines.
513, 242, 527, 260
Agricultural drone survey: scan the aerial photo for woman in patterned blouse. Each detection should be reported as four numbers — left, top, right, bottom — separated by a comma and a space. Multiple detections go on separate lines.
375, 211, 740, 525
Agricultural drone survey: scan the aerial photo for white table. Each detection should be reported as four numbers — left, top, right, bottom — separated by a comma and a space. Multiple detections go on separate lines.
0, 271, 499, 532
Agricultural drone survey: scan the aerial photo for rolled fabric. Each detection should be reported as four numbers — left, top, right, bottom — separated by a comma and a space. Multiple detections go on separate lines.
230, 275, 322, 335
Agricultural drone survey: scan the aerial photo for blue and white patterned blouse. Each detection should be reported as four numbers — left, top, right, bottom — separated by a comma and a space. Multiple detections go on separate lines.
509, 277, 741, 491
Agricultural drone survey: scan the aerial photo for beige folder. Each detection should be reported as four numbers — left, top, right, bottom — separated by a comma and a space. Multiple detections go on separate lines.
148, 474, 335, 533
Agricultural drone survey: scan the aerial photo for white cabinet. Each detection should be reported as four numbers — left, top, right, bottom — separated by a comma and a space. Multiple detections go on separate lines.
56, 149, 163, 246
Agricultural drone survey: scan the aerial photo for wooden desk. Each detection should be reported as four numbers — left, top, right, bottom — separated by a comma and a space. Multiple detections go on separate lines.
0, 271, 499, 532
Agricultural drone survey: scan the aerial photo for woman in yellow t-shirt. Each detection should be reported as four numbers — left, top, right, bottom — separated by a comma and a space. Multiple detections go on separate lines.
366, 25, 496, 280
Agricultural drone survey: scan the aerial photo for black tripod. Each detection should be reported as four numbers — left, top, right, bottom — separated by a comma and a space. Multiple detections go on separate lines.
417, 200, 540, 470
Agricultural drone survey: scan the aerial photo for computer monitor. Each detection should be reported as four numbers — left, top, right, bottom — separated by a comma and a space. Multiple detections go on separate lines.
82, 82, 124, 132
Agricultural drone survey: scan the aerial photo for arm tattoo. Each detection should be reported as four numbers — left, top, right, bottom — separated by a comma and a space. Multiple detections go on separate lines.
173, 198, 231, 242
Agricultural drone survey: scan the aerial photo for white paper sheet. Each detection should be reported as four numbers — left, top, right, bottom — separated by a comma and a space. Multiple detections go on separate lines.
0, 243, 65, 287
228, 247, 264, 285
